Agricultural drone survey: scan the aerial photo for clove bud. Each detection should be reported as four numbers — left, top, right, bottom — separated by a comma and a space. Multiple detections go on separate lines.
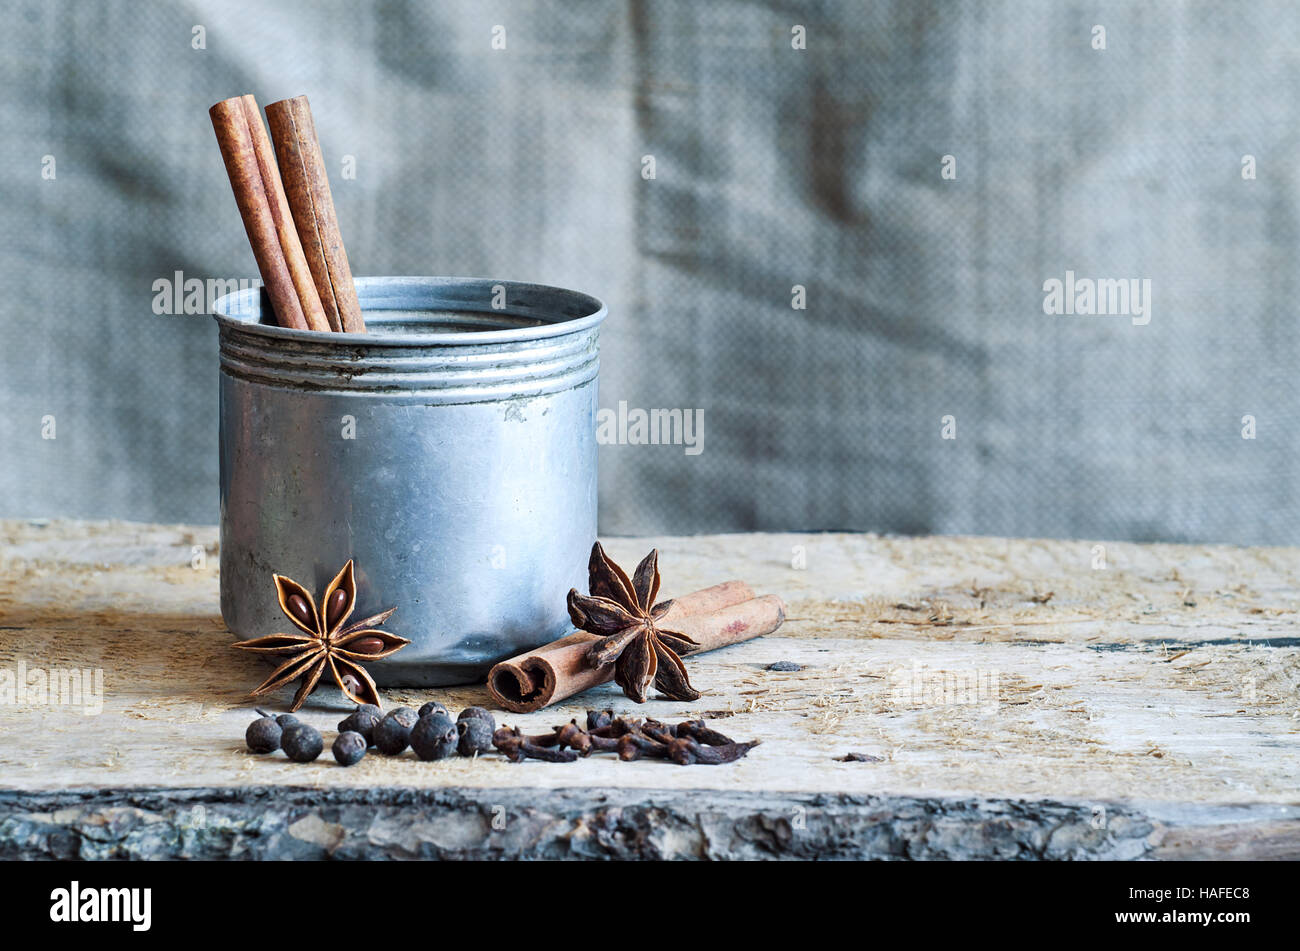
485, 711, 757, 766
492, 726, 578, 763
552, 720, 596, 756
615, 732, 670, 761
667, 737, 759, 765
640, 720, 677, 745
675, 719, 735, 746
590, 716, 641, 738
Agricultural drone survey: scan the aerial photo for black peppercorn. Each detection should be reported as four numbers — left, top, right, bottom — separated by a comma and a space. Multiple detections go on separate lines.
417, 701, 449, 720
245, 715, 282, 754
457, 706, 496, 732
281, 723, 323, 762
410, 713, 458, 761
337, 709, 381, 745
456, 717, 493, 756
275, 713, 301, 730
388, 706, 419, 727
374, 707, 418, 755
332, 731, 367, 767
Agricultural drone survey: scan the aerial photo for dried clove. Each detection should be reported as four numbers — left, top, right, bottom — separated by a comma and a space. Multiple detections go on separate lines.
640, 720, 678, 745
615, 732, 671, 762
675, 719, 735, 746
492, 726, 578, 763
552, 720, 596, 756
556, 719, 622, 753
486, 711, 758, 765
587, 734, 621, 754
667, 737, 759, 766
523, 730, 564, 748
590, 716, 641, 739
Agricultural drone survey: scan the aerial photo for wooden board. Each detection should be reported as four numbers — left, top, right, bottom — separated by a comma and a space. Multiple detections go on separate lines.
0, 519, 1296, 859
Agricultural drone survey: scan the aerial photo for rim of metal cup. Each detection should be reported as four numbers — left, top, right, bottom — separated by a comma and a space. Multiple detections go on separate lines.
213, 275, 606, 402
211, 275, 607, 345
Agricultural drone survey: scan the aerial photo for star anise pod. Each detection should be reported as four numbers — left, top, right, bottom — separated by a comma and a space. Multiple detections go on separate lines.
566, 542, 700, 703
232, 560, 409, 711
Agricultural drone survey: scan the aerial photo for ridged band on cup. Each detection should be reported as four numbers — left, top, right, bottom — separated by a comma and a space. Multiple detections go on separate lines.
213, 276, 606, 403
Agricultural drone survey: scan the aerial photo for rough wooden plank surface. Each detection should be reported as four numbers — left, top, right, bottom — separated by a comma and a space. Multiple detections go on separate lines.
0, 519, 1297, 859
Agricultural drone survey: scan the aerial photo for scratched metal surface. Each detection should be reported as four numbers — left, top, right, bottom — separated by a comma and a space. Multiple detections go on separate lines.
215, 278, 603, 684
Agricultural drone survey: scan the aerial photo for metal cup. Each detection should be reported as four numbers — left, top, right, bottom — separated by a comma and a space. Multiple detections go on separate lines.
213, 276, 605, 686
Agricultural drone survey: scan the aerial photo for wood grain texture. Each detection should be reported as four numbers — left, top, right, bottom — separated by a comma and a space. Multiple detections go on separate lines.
0, 520, 1296, 859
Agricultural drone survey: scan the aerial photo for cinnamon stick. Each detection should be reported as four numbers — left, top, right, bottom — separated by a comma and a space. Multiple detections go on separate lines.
265, 96, 365, 333
209, 96, 310, 331
487, 582, 786, 713
237, 95, 330, 332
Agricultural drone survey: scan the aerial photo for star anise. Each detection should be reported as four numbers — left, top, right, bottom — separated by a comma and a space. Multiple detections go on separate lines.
232, 560, 409, 711
566, 542, 701, 703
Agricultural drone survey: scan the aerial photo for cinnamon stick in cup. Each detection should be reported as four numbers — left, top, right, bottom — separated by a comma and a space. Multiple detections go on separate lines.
266, 96, 365, 333
237, 95, 330, 332
210, 96, 313, 331
487, 581, 786, 713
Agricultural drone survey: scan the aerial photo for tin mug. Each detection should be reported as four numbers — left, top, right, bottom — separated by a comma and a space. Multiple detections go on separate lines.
213, 276, 605, 686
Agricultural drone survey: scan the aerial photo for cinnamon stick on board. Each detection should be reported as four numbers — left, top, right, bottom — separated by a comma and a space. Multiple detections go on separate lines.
488, 581, 786, 713
266, 96, 365, 333
210, 96, 313, 331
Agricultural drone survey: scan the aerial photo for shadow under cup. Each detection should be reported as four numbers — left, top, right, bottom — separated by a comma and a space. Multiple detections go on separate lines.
212, 276, 606, 687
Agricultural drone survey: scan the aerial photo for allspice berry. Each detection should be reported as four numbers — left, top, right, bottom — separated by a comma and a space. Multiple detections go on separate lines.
457, 706, 496, 732
245, 715, 282, 754
374, 707, 419, 755
332, 731, 367, 767
281, 723, 324, 763
457, 717, 493, 756
410, 713, 458, 761
338, 708, 381, 745
418, 701, 449, 720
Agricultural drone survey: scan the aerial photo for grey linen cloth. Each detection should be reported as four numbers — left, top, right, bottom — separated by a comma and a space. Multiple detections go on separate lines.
0, 0, 1294, 544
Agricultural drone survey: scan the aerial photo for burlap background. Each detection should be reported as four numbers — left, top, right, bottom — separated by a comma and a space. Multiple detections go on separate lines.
1, 0, 1294, 543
